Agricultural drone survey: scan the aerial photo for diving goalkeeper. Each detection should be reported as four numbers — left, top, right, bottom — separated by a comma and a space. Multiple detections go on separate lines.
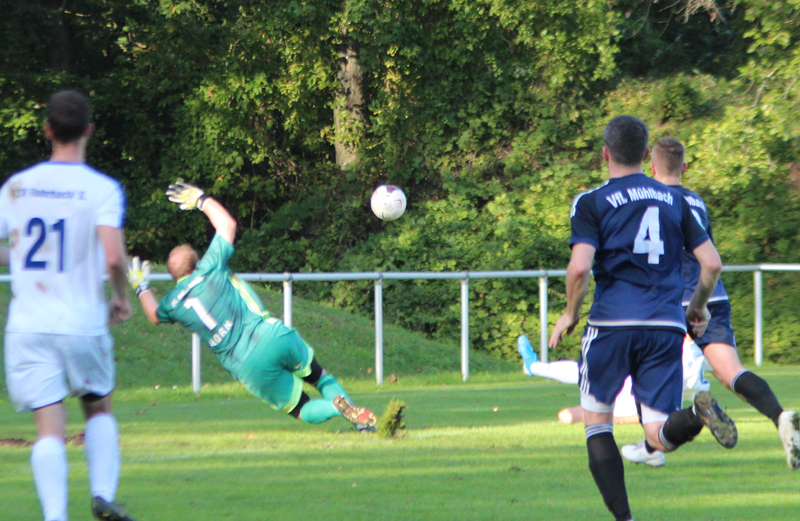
128, 179, 377, 430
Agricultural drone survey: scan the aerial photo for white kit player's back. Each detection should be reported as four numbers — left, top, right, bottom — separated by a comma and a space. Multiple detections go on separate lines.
0, 162, 126, 335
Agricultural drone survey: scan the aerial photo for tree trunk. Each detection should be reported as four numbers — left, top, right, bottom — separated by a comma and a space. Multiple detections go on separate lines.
334, 33, 364, 169
45, 0, 72, 73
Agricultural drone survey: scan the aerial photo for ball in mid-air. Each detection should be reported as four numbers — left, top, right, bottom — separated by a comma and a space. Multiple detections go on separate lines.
370, 185, 407, 221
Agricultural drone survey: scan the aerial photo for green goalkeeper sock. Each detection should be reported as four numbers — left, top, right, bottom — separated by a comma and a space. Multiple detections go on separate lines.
316, 373, 350, 402
299, 399, 340, 424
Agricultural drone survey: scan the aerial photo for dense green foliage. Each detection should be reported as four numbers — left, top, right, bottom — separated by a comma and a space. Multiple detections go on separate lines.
2, 0, 800, 362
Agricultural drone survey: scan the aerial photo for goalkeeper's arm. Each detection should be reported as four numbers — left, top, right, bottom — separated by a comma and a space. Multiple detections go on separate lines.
165, 179, 237, 245
128, 256, 160, 325
199, 196, 237, 245
138, 290, 161, 326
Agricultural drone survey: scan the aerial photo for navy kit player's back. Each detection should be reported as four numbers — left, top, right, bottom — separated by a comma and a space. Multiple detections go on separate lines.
670, 184, 729, 306
549, 116, 733, 521
570, 173, 708, 330
644, 136, 800, 472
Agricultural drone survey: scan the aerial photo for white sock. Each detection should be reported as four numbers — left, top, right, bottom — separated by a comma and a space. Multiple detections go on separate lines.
84, 414, 120, 502
31, 436, 68, 521
528, 360, 580, 385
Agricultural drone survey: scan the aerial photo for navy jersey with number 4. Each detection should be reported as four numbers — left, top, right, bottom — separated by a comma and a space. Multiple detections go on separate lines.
570, 173, 709, 331
670, 184, 728, 306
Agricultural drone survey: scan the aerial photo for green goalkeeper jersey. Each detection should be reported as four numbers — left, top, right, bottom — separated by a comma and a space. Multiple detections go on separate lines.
156, 233, 280, 374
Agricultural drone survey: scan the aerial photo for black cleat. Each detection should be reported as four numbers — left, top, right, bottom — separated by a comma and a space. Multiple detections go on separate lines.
694, 391, 738, 449
92, 497, 137, 521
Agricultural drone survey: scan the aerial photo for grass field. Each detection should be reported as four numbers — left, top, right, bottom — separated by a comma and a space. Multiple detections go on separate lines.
0, 284, 798, 520
2, 370, 799, 521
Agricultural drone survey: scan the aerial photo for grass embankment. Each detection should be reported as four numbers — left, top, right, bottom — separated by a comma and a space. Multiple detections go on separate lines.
0, 280, 517, 392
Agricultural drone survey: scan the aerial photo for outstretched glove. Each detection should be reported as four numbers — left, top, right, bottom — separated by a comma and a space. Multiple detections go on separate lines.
166, 178, 207, 211
128, 256, 152, 296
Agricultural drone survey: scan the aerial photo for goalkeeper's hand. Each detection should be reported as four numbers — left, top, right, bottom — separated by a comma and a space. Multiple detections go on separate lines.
128, 256, 151, 296
166, 178, 207, 211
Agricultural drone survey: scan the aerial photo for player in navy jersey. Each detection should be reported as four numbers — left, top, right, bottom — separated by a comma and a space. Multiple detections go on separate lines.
622, 137, 799, 470
548, 116, 736, 521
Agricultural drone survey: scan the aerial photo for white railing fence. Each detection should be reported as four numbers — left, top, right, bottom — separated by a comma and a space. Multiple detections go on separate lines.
166, 264, 797, 392
3, 264, 796, 392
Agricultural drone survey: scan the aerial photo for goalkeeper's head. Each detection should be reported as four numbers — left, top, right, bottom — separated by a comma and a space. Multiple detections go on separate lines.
167, 244, 198, 280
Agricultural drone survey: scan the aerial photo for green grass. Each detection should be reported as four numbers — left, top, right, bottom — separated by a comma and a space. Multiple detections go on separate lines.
0, 283, 799, 519
1, 370, 799, 521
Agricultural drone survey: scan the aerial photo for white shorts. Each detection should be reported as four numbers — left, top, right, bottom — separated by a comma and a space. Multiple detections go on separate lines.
682, 336, 711, 401
4, 332, 115, 412
612, 376, 637, 418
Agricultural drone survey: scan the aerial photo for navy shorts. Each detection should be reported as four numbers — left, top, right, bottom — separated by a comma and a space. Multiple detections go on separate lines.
578, 326, 684, 415
687, 300, 737, 349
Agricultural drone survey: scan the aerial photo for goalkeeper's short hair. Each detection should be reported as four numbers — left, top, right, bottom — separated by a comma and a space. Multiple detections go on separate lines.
167, 244, 198, 280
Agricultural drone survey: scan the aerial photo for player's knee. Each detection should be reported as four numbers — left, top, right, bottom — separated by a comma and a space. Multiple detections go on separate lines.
80, 392, 112, 418
559, 406, 582, 424
301, 359, 324, 386
712, 368, 738, 389
287, 392, 311, 420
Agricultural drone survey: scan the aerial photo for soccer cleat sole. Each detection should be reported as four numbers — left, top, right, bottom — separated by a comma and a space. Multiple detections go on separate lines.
333, 395, 377, 429
91, 497, 137, 521
694, 391, 738, 449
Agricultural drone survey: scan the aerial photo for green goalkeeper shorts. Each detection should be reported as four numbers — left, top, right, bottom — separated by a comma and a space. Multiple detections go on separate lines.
236, 329, 315, 413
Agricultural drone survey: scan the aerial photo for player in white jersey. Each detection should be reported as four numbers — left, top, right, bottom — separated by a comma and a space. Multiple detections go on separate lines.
0, 91, 136, 521
517, 334, 709, 426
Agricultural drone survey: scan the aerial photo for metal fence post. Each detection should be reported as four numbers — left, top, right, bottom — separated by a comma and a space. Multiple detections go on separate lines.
461, 276, 469, 382
191, 333, 201, 395
754, 269, 763, 366
375, 277, 384, 385
539, 276, 549, 363
282, 275, 293, 328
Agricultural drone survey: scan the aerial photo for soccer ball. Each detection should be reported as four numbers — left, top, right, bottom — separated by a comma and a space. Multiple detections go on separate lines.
370, 185, 407, 221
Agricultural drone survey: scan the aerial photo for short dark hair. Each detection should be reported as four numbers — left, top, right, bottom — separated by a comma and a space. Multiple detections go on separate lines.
651, 138, 685, 173
603, 115, 649, 167
47, 90, 91, 143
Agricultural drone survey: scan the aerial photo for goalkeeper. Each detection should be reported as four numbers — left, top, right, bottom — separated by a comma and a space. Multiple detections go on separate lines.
128, 180, 377, 430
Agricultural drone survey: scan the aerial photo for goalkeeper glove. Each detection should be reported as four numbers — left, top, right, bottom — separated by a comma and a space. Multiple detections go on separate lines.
128, 256, 151, 296
166, 178, 207, 210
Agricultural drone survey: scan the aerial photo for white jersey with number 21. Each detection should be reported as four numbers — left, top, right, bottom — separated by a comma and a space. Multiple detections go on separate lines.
0, 161, 126, 335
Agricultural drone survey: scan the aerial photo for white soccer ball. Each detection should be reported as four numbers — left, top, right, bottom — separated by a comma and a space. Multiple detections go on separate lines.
370, 185, 407, 221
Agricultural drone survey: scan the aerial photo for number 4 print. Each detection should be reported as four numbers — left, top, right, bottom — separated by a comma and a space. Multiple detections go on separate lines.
633, 206, 665, 264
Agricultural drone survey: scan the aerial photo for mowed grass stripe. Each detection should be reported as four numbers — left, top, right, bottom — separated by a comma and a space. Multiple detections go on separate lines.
2, 371, 799, 521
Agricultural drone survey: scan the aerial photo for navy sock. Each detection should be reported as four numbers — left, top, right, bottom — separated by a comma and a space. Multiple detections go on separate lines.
731, 370, 783, 427
660, 406, 703, 451
586, 427, 631, 521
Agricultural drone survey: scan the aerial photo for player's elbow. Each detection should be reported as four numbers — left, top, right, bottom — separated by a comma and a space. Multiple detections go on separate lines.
568, 262, 592, 281
143, 306, 161, 326
699, 249, 722, 278
706, 258, 722, 281
106, 252, 126, 272
219, 218, 237, 244
709, 256, 722, 276
106, 256, 127, 282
